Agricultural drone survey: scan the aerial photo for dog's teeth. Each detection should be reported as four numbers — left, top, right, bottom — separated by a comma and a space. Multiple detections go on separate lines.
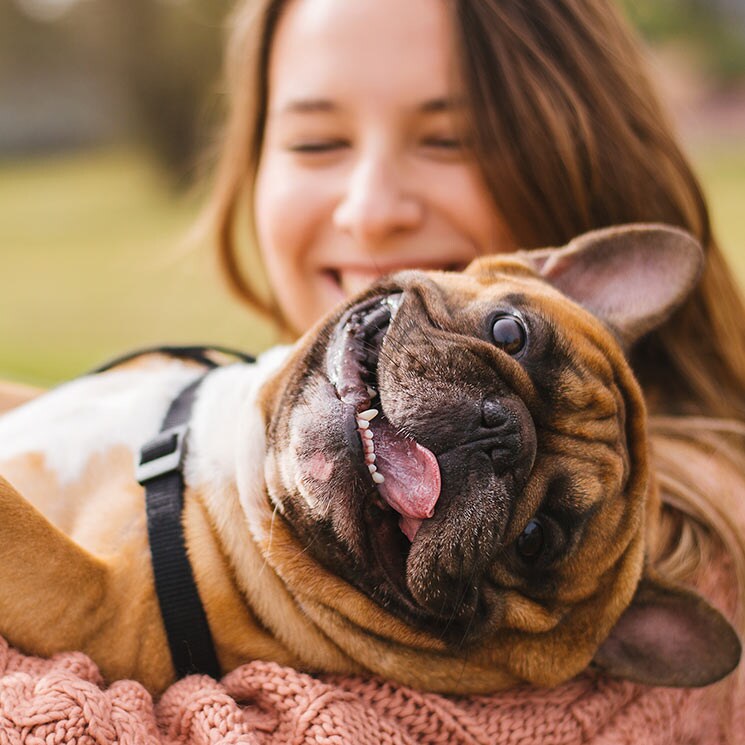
363, 441, 374, 454
356, 419, 370, 430
363, 429, 374, 440
365, 453, 376, 464
368, 464, 377, 474
372, 472, 385, 484
358, 409, 379, 421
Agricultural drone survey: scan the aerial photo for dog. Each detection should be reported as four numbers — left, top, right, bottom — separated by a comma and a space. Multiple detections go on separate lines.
0, 224, 740, 694
0, 380, 41, 416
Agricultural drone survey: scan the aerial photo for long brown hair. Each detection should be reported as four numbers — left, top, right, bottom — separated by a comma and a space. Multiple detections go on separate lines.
206, 0, 745, 422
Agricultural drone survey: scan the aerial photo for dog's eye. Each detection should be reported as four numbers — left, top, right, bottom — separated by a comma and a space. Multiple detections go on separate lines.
491, 315, 526, 356
516, 519, 545, 561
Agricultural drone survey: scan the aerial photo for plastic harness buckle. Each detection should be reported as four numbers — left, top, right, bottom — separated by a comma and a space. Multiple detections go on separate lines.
136, 424, 189, 485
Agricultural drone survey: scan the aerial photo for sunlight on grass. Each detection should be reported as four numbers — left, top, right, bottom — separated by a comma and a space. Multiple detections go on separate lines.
0, 142, 743, 386
0, 147, 278, 385
690, 140, 745, 282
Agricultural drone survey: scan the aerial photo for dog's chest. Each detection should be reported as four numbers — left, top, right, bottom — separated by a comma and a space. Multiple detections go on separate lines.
0, 351, 288, 555
0, 362, 203, 545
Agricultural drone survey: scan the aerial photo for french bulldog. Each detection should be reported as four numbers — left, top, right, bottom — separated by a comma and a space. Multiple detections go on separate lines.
0, 223, 740, 694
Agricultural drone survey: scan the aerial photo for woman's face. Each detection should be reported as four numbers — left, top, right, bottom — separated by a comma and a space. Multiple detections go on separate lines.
254, 0, 516, 334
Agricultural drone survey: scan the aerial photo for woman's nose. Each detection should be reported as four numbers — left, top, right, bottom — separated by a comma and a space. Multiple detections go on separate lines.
332, 156, 423, 244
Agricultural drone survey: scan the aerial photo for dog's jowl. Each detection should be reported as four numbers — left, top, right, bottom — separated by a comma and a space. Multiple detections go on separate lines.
0, 224, 740, 693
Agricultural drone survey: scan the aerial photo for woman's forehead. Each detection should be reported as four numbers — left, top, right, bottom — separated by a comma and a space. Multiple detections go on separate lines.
266, 0, 460, 108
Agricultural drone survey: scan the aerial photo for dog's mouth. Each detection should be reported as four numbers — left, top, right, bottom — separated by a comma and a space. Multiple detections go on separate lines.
326, 293, 442, 545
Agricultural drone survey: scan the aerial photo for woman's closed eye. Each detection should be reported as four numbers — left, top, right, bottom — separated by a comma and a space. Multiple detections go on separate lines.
287, 139, 350, 155
418, 134, 470, 160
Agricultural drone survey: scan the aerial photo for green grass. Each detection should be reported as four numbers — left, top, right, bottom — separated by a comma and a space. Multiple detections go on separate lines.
0, 147, 278, 385
0, 141, 743, 386
690, 141, 745, 282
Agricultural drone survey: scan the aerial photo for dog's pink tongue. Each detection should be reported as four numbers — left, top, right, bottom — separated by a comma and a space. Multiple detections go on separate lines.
369, 418, 441, 541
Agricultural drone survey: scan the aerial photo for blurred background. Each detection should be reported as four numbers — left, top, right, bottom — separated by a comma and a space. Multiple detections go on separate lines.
0, 0, 744, 386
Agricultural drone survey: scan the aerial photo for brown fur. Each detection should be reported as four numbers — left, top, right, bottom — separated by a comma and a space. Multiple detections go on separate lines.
0, 225, 740, 694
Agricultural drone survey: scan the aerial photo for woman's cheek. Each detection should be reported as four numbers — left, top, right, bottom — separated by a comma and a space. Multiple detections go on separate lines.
429, 163, 505, 253
256, 166, 308, 264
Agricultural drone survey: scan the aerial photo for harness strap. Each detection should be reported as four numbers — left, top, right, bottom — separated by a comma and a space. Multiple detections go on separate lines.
136, 373, 221, 680
91, 344, 256, 374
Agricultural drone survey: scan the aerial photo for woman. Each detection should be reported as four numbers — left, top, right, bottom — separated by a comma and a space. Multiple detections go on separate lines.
199, 0, 745, 740
208, 0, 745, 423
4, 1, 741, 742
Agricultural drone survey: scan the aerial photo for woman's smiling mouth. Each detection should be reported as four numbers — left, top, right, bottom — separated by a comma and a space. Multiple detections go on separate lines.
324, 262, 470, 300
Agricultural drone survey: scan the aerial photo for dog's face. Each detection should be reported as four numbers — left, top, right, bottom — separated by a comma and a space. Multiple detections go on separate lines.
259, 225, 740, 690
267, 265, 645, 629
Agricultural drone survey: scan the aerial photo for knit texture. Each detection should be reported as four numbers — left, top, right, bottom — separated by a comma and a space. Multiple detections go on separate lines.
1, 423, 743, 742
0, 631, 739, 744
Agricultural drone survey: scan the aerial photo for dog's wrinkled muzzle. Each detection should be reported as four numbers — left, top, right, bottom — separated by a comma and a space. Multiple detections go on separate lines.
322, 286, 539, 619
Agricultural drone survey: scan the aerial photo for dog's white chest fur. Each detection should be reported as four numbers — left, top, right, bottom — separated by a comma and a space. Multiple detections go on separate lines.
0, 347, 291, 500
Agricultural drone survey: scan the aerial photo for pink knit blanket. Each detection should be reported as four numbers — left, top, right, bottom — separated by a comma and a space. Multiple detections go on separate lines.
0, 633, 739, 744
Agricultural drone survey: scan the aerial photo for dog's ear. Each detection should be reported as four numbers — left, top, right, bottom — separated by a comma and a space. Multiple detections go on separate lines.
592, 574, 741, 687
521, 224, 704, 347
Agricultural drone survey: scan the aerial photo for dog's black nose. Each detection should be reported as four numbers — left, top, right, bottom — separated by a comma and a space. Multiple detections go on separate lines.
480, 396, 534, 477
481, 397, 511, 428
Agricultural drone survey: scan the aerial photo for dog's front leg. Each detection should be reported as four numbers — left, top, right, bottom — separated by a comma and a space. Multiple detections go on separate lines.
0, 474, 111, 658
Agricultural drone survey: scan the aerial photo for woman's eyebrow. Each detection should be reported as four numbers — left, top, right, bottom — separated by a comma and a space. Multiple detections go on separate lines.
273, 97, 465, 116
418, 97, 465, 113
274, 98, 338, 115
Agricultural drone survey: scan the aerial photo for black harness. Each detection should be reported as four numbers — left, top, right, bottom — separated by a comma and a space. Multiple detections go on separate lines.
97, 346, 255, 679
